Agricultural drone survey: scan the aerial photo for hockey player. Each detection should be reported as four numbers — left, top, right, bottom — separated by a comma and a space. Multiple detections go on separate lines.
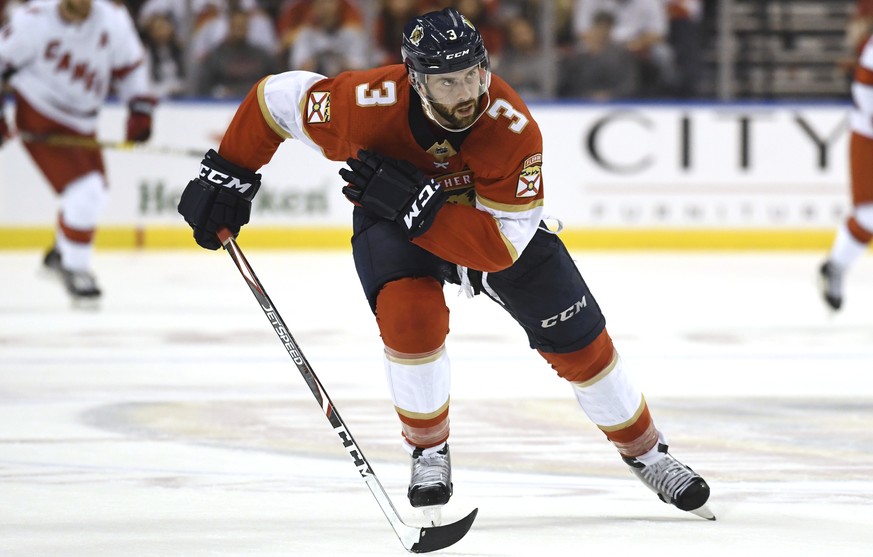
0, 0, 156, 301
178, 8, 714, 520
820, 34, 873, 310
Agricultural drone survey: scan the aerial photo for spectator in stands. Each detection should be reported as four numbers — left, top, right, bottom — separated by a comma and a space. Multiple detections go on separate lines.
497, 15, 549, 100
288, 0, 368, 75
187, 0, 278, 63
499, 0, 576, 49
665, 0, 702, 98
374, 0, 423, 65
445, 0, 504, 62
558, 10, 637, 100
138, 0, 277, 91
141, 11, 188, 98
198, 8, 279, 98
276, 0, 362, 70
573, 0, 675, 97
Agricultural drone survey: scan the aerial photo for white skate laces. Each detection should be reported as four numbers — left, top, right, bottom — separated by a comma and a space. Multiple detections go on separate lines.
623, 438, 715, 520
408, 443, 453, 509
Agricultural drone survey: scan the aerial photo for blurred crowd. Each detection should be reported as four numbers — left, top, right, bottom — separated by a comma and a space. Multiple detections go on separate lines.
0, 0, 719, 101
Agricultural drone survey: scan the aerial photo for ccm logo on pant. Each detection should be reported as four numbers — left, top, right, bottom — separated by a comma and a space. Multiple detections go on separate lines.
541, 297, 587, 328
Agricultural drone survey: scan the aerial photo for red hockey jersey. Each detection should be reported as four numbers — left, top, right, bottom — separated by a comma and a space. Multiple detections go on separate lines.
218, 64, 545, 272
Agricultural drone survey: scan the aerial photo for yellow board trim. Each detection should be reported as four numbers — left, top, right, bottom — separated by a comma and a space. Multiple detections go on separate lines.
0, 227, 850, 251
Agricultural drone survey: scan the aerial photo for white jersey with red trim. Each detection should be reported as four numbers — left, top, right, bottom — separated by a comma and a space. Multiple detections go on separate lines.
851, 36, 873, 138
0, 0, 150, 133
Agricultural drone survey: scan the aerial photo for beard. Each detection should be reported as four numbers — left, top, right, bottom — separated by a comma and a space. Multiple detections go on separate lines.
430, 97, 481, 130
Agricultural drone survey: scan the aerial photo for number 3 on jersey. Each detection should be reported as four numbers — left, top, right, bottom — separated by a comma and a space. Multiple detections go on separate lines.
487, 99, 528, 134
356, 82, 398, 106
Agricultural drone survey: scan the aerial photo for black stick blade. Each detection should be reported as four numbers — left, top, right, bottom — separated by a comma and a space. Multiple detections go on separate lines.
408, 508, 478, 553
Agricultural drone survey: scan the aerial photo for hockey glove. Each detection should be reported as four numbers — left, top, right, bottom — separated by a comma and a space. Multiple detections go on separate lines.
177, 149, 261, 250
126, 96, 157, 142
340, 149, 446, 238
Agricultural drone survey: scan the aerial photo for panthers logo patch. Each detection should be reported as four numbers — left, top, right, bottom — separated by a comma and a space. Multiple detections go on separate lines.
408, 24, 424, 46
307, 91, 330, 124
516, 154, 542, 198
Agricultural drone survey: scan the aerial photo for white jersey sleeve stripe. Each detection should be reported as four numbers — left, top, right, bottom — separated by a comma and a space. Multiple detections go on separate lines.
260, 71, 327, 152
475, 195, 544, 263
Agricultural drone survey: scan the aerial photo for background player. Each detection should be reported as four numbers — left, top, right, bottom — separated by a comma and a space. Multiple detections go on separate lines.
820, 34, 873, 310
177, 7, 713, 521
0, 0, 156, 302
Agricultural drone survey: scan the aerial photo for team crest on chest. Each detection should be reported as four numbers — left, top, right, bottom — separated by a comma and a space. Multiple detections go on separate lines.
426, 140, 457, 164
516, 153, 542, 198
307, 91, 330, 124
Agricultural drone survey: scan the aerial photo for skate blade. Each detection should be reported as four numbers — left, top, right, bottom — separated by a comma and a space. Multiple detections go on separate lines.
689, 504, 716, 521
71, 296, 102, 311
421, 505, 443, 526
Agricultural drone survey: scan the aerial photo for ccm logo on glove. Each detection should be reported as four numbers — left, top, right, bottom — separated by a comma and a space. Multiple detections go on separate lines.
403, 182, 442, 230
199, 163, 257, 195
178, 149, 262, 250
340, 149, 447, 238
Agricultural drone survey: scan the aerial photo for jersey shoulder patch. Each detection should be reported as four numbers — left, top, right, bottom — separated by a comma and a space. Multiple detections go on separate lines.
306, 91, 330, 124
516, 153, 542, 198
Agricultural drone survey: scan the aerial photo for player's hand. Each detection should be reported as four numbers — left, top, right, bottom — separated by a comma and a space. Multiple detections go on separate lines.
126, 96, 157, 143
340, 149, 446, 238
177, 149, 261, 250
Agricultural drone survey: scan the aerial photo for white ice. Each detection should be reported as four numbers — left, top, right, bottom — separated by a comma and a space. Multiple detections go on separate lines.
1, 248, 871, 557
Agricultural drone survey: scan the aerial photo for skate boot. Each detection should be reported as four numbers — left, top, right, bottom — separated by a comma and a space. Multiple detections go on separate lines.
43, 245, 102, 301
819, 261, 843, 311
43, 245, 62, 272
61, 268, 102, 300
623, 439, 715, 520
408, 444, 453, 526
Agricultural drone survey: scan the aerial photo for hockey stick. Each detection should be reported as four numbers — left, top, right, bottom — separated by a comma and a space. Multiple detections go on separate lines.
17, 131, 204, 158
217, 228, 477, 553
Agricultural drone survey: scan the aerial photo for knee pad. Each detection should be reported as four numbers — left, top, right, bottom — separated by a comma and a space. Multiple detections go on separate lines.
540, 329, 615, 383
376, 277, 449, 354
61, 171, 107, 231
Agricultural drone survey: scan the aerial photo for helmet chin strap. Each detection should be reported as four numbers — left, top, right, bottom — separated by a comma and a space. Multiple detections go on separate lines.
418, 89, 492, 133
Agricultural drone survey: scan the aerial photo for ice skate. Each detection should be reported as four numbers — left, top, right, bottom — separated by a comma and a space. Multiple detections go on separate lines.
623, 439, 715, 520
818, 261, 843, 311
43, 245, 102, 304
408, 444, 452, 525
42, 245, 62, 273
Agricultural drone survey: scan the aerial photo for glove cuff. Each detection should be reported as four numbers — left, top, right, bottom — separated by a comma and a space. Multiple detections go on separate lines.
128, 96, 157, 116
200, 149, 262, 201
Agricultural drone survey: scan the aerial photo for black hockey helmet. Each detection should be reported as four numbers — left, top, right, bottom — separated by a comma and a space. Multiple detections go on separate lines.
401, 8, 492, 131
401, 7, 489, 75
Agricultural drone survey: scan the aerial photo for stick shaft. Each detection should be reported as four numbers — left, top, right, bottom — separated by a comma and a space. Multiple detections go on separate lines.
216, 229, 434, 551
17, 131, 203, 157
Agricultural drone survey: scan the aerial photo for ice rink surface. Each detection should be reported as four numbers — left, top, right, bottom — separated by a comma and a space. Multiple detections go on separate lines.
1, 247, 871, 557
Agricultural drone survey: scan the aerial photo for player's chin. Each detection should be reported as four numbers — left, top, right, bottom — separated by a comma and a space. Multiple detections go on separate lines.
451, 106, 477, 127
